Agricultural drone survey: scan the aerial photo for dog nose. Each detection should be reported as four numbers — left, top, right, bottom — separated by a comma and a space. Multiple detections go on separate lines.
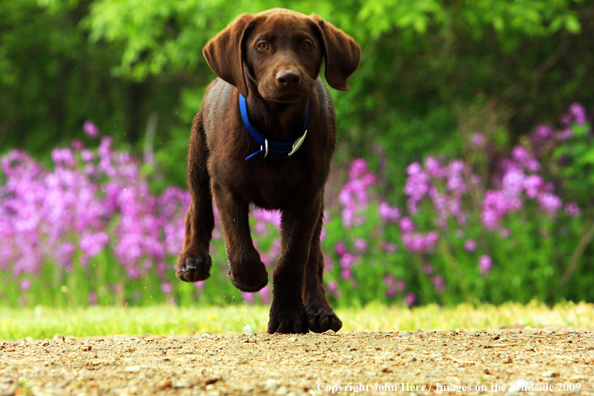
276, 70, 301, 87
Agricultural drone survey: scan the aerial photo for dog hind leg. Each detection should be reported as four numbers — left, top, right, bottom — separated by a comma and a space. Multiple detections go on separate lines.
302, 203, 343, 332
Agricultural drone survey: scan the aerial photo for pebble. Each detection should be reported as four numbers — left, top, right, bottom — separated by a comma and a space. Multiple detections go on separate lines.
266, 379, 279, 389
172, 379, 191, 388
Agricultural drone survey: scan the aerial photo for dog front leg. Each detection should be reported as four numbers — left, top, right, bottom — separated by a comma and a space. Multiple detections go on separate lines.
211, 182, 269, 292
176, 112, 215, 283
268, 199, 322, 334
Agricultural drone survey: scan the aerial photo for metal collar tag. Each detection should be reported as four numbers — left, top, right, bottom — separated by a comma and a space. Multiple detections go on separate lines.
287, 130, 308, 156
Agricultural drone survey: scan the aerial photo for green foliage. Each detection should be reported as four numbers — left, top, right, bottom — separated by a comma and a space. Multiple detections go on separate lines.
3, 0, 592, 192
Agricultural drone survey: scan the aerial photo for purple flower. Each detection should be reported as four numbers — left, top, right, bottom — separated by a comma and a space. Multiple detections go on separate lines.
424, 157, 446, 178
161, 283, 172, 294
384, 275, 395, 287
253, 209, 282, 229
51, 148, 76, 167
407, 162, 422, 175
384, 275, 400, 298
71, 140, 84, 150
20, 278, 31, 292
402, 231, 438, 253
432, 276, 445, 293
471, 133, 486, 147
523, 175, 543, 198
254, 221, 267, 234
334, 242, 347, 256
194, 281, 205, 289
557, 128, 574, 141
481, 187, 525, 230
564, 103, 587, 125
378, 202, 400, 223
83, 121, 100, 138
339, 253, 357, 269
405, 292, 417, 307
79, 231, 109, 258
381, 241, 397, 253
242, 292, 254, 304
537, 192, 562, 215
127, 267, 140, 279
479, 255, 492, 275
326, 280, 338, 292
349, 158, 370, 179
511, 146, 540, 172
532, 125, 553, 143
464, 239, 476, 252
354, 238, 368, 252
258, 284, 271, 304
446, 171, 466, 194
88, 292, 98, 305
341, 268, 352, 280
502, 167, 525, 196
399, 217, 416, 232
404, 166, 429, 213
565, 202, 581, 217
338, 161, 377, 227
80, 149, 95, 163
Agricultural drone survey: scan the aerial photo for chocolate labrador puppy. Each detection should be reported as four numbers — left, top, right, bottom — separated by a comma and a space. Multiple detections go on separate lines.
176, 8, 360, 333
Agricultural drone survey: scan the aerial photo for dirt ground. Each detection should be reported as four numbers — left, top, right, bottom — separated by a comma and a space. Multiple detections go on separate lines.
1, 329, 593, 396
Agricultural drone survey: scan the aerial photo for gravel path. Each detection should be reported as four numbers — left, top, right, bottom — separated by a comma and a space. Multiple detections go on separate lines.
1, 329, 592, 395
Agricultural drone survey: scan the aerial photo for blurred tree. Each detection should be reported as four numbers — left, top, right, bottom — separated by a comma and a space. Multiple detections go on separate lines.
1, 0, 592, 193
0, 0, 186, 160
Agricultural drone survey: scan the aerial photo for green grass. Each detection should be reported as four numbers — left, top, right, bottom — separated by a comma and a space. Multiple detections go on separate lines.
1, 301, 593, 341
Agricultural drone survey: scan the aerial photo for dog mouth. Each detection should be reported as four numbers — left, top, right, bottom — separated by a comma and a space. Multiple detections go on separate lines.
258, 77, 314, 103
263, 87, 313, 103
272, 93, 307, 103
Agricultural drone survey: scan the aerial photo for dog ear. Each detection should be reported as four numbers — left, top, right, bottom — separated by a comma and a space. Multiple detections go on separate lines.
203, 13, 255, 97
310, 15, 360, 91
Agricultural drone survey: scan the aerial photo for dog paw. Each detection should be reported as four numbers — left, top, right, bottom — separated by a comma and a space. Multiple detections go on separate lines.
176, 253, 212, 283
305, 305, 342, 333
267, 304, 308, 334
228, 259, 268, 292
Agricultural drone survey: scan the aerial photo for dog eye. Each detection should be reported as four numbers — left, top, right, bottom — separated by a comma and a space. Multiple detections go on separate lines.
257, 42, 269, 51
301, 41, 312, 50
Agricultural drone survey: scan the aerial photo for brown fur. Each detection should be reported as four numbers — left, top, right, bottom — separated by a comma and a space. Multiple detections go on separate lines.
176, 8, 360, 334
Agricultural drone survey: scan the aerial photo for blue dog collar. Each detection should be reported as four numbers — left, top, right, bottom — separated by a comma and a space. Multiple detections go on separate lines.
239, 93, 310, 160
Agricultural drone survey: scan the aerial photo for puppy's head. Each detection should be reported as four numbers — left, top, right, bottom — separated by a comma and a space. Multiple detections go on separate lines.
203, 9, 360, 102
